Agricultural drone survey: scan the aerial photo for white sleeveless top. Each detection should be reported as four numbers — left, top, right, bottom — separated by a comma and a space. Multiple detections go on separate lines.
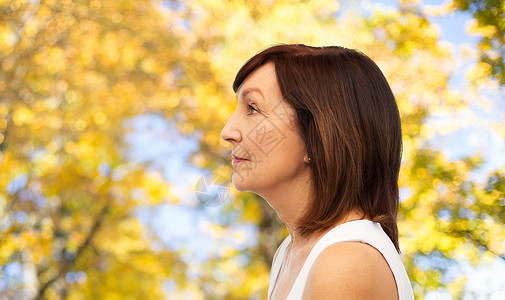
267, 220, 415, 300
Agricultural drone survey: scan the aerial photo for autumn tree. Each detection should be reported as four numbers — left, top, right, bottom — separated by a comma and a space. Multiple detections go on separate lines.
1, 0, 183, 298
179, 0, 505, 298
1, 0, 504, 299
452, 0, 505, 85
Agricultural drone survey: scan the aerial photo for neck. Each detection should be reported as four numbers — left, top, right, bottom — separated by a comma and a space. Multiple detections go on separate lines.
257, 166, 364, 249
264, 190, 311, 240
257, 165, 313, 236
285, 208, 366, 250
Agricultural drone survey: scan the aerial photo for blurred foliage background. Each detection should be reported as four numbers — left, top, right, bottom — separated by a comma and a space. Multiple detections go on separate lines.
1, 0, 504, 299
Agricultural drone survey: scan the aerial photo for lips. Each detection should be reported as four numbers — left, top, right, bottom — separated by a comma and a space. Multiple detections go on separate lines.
232, 154, 248, 165
232, 154, 248, 161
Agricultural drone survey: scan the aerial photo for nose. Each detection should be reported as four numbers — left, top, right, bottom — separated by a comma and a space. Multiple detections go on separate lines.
221, 111, 242, 144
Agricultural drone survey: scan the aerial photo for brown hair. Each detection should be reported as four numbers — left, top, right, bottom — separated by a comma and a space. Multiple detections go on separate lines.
233, 44, 402, 252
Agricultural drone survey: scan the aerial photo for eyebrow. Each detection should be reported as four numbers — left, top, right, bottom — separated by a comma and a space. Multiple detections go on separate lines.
238, 87, 265, 102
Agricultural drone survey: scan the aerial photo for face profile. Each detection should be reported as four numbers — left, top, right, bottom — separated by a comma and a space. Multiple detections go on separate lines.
222, 44, 414, 300
221, 62, 311, 202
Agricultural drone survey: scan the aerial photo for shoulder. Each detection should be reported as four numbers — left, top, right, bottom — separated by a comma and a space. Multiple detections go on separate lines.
302, 242, 398, 300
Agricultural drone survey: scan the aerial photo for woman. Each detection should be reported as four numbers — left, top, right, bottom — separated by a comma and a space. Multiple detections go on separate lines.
221, 44, 414, 300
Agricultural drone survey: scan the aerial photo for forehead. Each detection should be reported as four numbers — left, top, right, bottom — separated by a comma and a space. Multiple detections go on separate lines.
236, 62, 279, 101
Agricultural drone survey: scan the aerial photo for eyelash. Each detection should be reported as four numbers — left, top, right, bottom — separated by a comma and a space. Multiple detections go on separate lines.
247, 104, 259, 115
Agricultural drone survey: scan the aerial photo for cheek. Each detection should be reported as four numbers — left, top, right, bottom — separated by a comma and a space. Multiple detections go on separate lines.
261, 130, 305, 173
244, 119, 291, 159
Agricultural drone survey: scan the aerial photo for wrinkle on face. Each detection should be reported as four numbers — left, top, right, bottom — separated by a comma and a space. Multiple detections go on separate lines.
222, 62, 309, 200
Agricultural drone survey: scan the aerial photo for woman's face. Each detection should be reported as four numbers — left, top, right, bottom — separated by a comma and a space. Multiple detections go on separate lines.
221, 62, 309, 196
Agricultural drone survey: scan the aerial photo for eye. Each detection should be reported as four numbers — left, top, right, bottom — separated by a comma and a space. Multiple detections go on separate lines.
247, 104, 259, 115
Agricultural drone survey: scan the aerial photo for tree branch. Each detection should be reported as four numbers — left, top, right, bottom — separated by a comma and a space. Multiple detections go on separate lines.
465, 232, 505, 262
34, 201, 111, 299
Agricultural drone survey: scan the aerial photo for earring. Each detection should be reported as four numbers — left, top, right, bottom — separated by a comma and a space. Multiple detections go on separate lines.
304, 156, 311, 163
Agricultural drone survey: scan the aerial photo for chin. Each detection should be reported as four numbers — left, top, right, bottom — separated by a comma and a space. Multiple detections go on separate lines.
231, 172, 247, 191
232, 182, 253, 193
232, 172, 259, 193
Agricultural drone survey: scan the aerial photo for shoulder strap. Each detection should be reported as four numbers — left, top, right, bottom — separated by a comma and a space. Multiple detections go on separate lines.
267, 234, 292, 298
287, 220, 414, 300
